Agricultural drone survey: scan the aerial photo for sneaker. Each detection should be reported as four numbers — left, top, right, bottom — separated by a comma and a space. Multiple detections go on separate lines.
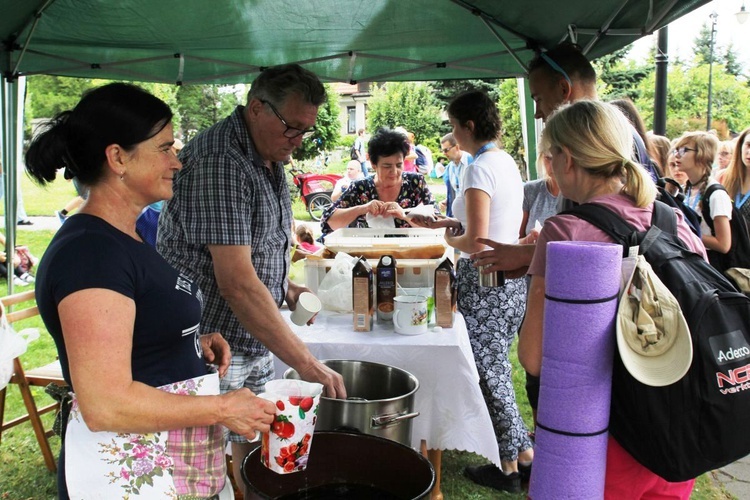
464, 464, 522, 493
17, 219, 33, 226
56, 211, 68, 225
13, 275, 30, 287
18, 272, 35, 284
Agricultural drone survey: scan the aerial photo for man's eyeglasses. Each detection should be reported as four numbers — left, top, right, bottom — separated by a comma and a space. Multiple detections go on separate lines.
674, 147, 697, 159
259, 99, 316, 139
441, 144, 456, 154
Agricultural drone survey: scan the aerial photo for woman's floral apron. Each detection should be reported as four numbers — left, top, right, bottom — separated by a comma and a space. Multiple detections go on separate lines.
64, 372, 231, 499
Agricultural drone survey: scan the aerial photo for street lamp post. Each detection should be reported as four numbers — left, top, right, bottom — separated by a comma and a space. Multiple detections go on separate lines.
737, 2, 749, 24
706, 11, 718, 131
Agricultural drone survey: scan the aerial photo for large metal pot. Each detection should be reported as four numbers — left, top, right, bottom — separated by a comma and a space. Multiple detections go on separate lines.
242, 431, 435, 499
284, 360, 419, 446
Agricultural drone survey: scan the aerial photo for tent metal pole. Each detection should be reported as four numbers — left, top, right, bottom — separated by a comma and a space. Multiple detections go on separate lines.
449, 0, 532, 44
518, 78, 537, 181
653, 27, 668, 136
347, 52, 357, 84
583, 0, 632, 54
646, 0, 680, 33
1, 78, 18, 294
8, 0, 57, 76
478, 18, 528, 73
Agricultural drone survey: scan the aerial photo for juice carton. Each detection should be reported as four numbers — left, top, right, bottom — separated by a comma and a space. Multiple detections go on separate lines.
376, 255, 397, 322
434, 256, 457, 328
352, 257, 374, 331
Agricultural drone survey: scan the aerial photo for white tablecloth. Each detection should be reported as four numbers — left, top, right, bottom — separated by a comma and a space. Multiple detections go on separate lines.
274, 310, 501, 468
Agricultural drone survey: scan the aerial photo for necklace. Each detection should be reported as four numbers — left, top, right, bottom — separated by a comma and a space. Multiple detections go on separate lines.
686, 185, 702, 211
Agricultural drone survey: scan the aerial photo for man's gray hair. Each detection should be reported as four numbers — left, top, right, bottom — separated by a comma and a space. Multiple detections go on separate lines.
248, 64, 326, 107
441, 132, 457, 146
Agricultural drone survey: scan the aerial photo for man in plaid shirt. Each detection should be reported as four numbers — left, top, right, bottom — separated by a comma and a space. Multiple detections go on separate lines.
157, 64, 345, 494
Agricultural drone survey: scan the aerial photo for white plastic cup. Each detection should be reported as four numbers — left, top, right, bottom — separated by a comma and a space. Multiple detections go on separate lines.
290, 292, 322, 326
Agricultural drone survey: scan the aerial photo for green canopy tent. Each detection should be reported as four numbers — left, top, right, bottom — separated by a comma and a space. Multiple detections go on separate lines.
1, 0, 710, 290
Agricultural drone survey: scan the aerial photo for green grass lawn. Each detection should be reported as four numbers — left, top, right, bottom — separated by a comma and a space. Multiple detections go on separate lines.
0, 170, 733, 499
19, 173, 79, 217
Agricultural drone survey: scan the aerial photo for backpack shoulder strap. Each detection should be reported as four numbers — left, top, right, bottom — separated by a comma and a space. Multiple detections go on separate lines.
562, 203, 639, 254
700, 183, 724, 233
650, 200, 678, 236
703, 182, 724, 200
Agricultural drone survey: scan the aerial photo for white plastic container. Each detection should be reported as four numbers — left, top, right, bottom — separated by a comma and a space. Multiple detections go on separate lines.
323, 227, 447, 259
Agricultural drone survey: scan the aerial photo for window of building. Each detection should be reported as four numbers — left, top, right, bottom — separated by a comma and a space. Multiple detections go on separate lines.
347, 106, 356, 134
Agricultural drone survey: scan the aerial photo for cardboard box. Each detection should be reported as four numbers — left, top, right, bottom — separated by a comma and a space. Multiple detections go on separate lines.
304, 249, 452, 295
352, 258, 374, 331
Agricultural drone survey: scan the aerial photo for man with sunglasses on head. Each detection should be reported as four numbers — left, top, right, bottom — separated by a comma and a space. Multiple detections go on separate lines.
157, 63, 345, 496
471, 44, 664, 450
528, 42, 659, 183
439, 132, 473, 217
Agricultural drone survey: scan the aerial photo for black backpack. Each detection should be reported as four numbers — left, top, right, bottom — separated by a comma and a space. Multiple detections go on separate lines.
700, 183, 750, 277
656, 177, 702, 237
565, 200, 750, 482
350, 143, 359, 161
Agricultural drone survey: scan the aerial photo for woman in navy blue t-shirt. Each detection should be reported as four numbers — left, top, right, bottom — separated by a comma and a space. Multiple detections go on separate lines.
26, 83, 275, 499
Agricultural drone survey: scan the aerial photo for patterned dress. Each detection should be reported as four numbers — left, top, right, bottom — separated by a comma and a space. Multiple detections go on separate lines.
452, 149, 532, 462
319, 172, 435, 238
457, 260, 531, 460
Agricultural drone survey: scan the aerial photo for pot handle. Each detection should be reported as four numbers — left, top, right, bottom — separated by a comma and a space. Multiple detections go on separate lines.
371, 411, 420, 428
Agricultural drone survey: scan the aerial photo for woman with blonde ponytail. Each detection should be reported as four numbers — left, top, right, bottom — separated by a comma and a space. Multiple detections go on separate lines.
516, 100, 705, 499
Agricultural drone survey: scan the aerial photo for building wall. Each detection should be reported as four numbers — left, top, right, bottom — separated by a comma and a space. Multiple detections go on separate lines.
332, 82, 372, 136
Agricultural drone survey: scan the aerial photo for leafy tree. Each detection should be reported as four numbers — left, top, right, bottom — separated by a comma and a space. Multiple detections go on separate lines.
496, 78, 522, 162
292, 83, 341, 162
723, 42, 743, 78
634, 62, 750, 138
367, 82, 444, 144
175, 85, 239, 140
431, 79, 500, 105
594, 47, 651, 101
25, 76, 184, 140
692, 22, 717, 66
25, 75, 97, 119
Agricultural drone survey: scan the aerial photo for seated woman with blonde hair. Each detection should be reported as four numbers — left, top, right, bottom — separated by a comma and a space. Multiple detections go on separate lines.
516, 100, 705, 498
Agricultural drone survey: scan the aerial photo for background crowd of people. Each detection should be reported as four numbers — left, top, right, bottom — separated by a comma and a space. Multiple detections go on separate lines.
13, 33, 750, 499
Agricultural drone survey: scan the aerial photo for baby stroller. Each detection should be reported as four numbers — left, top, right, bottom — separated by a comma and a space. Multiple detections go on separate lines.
290, 168, 342, 221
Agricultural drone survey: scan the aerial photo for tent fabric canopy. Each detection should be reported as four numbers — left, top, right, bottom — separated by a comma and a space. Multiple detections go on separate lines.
0, 0, 712, 293
2, 0, 710, 85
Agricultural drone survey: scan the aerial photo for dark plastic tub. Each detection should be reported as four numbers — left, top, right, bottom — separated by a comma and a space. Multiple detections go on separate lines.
242, 431, 435, 499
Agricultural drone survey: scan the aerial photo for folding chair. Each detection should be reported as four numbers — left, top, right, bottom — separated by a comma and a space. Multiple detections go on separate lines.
0, 289, 66, 472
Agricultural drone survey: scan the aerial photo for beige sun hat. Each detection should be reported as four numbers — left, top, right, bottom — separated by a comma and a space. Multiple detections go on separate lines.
616, 255, 693, 387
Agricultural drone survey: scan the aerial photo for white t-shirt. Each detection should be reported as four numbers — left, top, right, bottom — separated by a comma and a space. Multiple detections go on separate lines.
686, 178, 732, 236
452, 150, 523, 259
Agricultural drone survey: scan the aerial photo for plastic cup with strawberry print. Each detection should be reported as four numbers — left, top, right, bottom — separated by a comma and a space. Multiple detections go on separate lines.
257, 379, 323, 474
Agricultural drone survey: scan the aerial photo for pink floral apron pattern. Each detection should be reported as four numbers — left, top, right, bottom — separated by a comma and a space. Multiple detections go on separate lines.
65, 372, 228, 499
